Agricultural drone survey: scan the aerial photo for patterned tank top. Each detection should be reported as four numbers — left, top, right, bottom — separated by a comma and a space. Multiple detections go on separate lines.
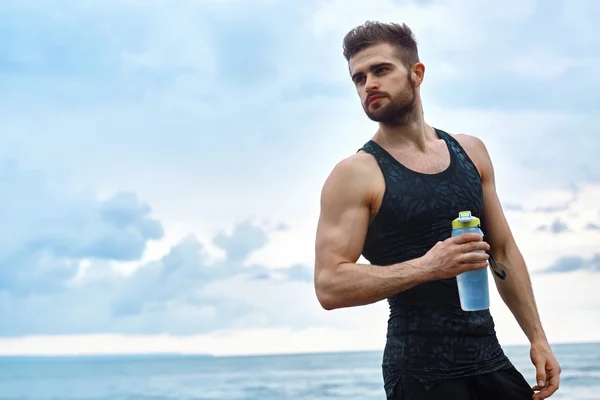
358, 128, 513, 398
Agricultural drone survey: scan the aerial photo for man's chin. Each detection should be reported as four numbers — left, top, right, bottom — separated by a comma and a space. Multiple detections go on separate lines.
367, 99, 387, 109
365, 108, 388, 121
366, 113, 386, 123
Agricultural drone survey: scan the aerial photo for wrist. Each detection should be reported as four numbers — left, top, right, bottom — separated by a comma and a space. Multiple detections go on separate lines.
413, 256, 435, 283
529, 331, 549, 346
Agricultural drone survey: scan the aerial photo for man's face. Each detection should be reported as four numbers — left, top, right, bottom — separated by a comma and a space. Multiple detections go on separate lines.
348, 42, 416, 124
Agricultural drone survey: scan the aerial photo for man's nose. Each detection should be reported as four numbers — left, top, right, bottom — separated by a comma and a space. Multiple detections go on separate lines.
365, 77, 379, 92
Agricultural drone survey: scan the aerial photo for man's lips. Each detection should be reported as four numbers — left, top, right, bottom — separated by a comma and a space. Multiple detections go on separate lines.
367, 95, 385, 105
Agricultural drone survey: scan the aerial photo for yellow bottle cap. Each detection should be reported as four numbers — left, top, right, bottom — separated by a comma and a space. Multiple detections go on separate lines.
452, 210, 480, 228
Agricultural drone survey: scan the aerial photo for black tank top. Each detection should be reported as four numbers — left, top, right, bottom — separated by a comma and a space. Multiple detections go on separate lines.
359, 128, 513, 397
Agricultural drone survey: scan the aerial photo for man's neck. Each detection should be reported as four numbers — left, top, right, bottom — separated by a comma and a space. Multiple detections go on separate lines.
373, 109, 435, 152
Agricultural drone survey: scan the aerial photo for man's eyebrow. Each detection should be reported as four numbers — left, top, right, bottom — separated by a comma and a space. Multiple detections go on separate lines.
351, 62, 392, 81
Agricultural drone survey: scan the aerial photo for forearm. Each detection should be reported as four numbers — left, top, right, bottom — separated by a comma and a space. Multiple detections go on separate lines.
315, 258, 428, 310
494, 243, 547, 343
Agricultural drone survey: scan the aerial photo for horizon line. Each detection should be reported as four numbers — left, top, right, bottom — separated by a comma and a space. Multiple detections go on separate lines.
1, 339, 597, 360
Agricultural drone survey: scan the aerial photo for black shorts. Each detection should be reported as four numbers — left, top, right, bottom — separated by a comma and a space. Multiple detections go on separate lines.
392, 367, 534, 400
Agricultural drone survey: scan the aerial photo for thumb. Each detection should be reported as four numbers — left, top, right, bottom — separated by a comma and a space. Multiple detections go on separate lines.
534, 360, 546, 388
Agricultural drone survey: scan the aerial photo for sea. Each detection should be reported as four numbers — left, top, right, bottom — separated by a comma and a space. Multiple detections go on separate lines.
1, 342, 597, 399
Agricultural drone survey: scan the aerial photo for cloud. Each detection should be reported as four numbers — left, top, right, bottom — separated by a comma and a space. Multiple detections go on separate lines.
0, 160, 325, 337
0, 160, 163, 297
586, 223, 600, 231
503, 203, 525, 212
539, 254, 600, 274
0, 226, 320, 337
536, 219, 569, 234
212, 221, 270, 264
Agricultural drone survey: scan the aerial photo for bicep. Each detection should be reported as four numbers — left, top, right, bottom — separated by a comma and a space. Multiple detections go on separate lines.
482, 177, 512, 249
314, 162, 372, 277
478, 145, 516, 256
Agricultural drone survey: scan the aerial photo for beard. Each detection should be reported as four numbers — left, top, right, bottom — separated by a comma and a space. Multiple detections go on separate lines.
363, 81, 416, 126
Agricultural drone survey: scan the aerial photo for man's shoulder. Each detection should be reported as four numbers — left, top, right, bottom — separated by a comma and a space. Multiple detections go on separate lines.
445, 131, 494, 179
320, 150, 381, 200
443, 131, 492, 162
448, 132, 488, 153
329, 150, 380, 181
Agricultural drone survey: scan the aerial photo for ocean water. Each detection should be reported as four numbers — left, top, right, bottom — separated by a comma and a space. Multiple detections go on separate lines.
1, 342, 597, 399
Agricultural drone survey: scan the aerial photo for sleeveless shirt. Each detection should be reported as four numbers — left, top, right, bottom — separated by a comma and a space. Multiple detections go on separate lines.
358, 128, 513, 397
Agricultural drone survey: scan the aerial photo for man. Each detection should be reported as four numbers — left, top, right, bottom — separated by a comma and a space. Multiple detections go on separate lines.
313, 21, 560, 400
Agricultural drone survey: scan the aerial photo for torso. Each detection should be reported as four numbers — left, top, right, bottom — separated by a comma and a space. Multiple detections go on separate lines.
356, 127, 511, 398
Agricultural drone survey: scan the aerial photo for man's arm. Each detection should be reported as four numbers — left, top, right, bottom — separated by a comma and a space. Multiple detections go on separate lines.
313, 153, 490, 310
456, 134, 560, 399
313, 155, 428, 310
458, 135, 546, 342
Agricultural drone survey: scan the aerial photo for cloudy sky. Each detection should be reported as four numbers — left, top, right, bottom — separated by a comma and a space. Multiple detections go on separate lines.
1, 0, 599, 357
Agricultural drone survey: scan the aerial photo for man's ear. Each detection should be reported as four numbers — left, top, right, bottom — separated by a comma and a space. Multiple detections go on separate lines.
412, 62, 425, 87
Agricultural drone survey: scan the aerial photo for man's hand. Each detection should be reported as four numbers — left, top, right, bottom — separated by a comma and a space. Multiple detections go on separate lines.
530, 341, 561, 399
420, 233, 490, 281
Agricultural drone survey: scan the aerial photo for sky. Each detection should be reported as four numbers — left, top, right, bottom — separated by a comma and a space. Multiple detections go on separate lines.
1, 0, 599, 357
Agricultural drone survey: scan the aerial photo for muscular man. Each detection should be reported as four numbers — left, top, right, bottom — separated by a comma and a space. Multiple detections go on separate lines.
314, 21, 560, 400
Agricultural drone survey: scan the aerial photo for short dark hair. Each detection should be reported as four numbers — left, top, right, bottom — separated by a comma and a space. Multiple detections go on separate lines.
342, 21, 420, 68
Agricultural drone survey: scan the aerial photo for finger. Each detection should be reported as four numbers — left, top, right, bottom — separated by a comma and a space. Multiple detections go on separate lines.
458, 241, 491, 254
531, 381, 546, 390
451, 233, 484, 244
458, 261, 488, 274
458, 252, 489, 263
534, 384, 551, 400
541, 369, 560, 398
534, 362, 547, 390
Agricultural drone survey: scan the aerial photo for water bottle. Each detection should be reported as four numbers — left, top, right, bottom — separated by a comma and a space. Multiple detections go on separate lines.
451, 210, 490, 311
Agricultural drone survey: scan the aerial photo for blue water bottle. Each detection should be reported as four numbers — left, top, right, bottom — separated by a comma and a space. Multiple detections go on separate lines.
451, 211, 490, 311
